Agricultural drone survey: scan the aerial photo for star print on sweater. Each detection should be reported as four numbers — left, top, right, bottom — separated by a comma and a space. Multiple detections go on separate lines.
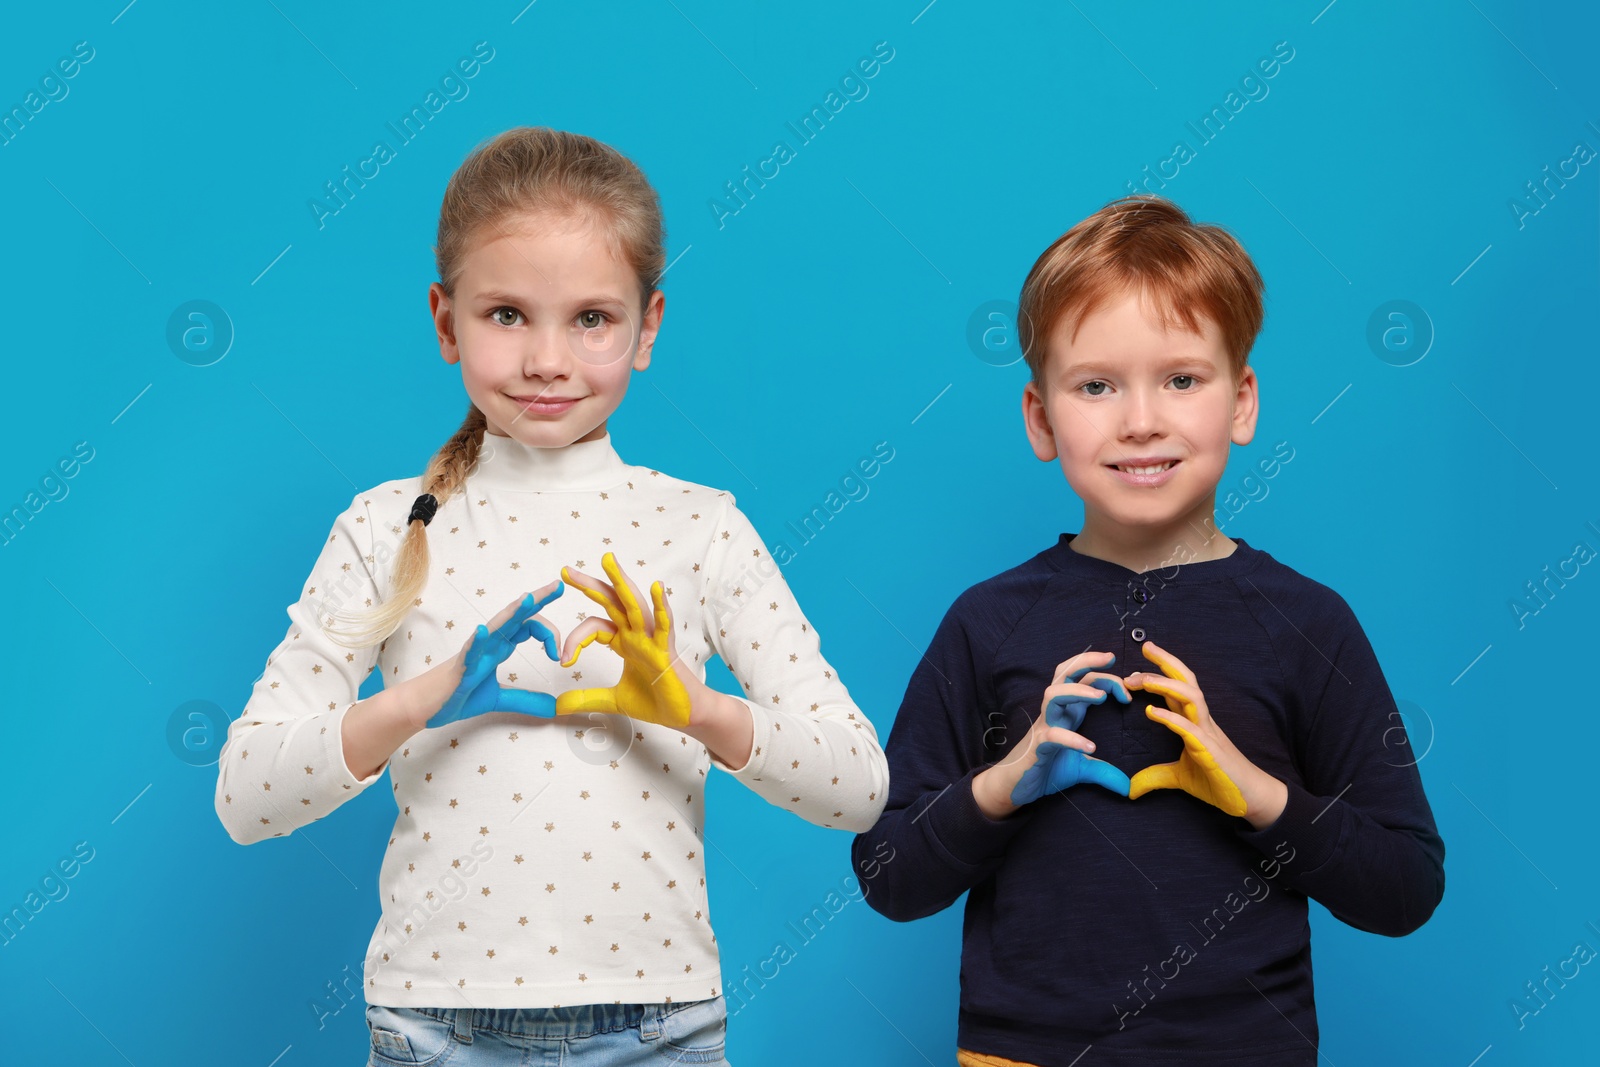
215, 432, 888, 1008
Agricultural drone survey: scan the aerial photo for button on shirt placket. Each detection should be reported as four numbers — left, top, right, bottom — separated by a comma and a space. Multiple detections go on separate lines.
1124, 582, 1152, 754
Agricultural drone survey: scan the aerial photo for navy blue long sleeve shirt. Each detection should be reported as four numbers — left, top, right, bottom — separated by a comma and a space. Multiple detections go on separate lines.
851, 533, 1444, 1067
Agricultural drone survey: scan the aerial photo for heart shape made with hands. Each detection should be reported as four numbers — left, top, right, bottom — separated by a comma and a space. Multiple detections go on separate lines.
425, 553, 697, 732
1019, 643, 1248, 818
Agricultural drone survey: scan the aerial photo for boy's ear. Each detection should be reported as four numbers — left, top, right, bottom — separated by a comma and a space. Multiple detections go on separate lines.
632, 289, 666, 372
1021, 380, 1059, 462
1231, 365, 1260, 446
429, 282, 459, 365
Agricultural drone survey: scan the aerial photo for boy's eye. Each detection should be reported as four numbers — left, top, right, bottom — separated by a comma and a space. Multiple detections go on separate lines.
490, 307, 522, 327
1080, 380, 1109, 397
577, 310, 608, 330
1172, 374, 1196, 390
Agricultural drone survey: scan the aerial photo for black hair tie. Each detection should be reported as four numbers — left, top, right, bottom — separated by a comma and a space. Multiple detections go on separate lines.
408, 493, 439, 527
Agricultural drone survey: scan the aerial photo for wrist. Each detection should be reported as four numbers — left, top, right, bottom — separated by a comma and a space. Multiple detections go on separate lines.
972, 765, 1020, 820
681, 684, 754, 768
400, 661, 455, 731
1241, 771, 1289, 830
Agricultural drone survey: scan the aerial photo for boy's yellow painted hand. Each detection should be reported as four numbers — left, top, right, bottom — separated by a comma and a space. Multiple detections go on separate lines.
1126, 641, 1248, 817
555, 552, 693, 729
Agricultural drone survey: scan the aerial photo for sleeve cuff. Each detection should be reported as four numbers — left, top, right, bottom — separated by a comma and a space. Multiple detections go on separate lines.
1236, 777, 1342, 875
917, 767, 1036, 872
708, 695, 767, 778
329, 702, 389, 792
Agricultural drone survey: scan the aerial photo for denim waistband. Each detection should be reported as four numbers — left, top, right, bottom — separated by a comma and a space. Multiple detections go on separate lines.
404, 1001, 682, 1042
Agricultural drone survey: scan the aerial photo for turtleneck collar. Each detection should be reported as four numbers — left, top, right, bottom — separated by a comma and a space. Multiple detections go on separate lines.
1047, 531, 1264, 585
468, 431, 630, 492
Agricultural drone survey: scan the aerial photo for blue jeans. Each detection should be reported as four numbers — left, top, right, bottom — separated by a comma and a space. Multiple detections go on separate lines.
365, 997, 729, 1066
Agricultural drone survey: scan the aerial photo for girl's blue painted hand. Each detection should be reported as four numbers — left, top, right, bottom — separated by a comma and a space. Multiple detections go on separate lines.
1010, 666, 1133, 805
427, 581, 565, 730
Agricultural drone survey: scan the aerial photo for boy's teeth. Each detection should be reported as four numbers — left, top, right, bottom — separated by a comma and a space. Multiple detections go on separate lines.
1118, 462, 1175, 474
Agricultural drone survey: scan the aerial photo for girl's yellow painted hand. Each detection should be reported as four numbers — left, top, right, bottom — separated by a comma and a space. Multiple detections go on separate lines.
1125, 641, 1249, 817
555, 552, 693, 729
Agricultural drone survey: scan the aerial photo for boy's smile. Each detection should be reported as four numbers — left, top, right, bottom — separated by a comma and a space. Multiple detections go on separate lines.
1021, 287, 1259, 572
429, 210, 664, 448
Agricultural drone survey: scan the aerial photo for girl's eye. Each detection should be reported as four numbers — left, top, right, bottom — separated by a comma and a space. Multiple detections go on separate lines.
490, 307, 522, 327
577, 310, 608, 330
1172, 374, 1196, 390
1080, 380, 1109, 397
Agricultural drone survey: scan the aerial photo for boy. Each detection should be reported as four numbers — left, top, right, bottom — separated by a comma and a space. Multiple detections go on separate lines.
851, 195, 1444, 1066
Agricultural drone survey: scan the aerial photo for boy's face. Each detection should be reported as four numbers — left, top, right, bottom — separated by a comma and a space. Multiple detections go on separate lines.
1022, 287, 1258, 549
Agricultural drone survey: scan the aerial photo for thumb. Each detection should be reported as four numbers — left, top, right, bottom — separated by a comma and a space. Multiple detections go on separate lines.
1078, 756, 1132, 797
1129, 761, 1181, 800
496, 687, 557, 719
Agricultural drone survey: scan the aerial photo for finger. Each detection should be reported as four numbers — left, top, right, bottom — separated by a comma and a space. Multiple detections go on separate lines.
1144, 704, 1204, 743
560, 564, 629, 630
486, 592, 538, 639
600, 552, 647, 635
1078, 755, 1132, 797
496, 687, 557, 719
1057, 650, 1116, 685
1042, 726, 1097, 753
1042, 689, 1103, 732
1146, 709, 1226, 770
518, 616, 561, 662
649, 580, 673, 651
1134, 675, 1203, 724
1043, 680, 1114, 704
1079, 672, 1132, 703
528, 578, 565, 613
1128, 761, 1181, 799
486, 591, 537, 643
559, 618, 618, 668
555, 686, 620, 717
1140, 640, 1196, 686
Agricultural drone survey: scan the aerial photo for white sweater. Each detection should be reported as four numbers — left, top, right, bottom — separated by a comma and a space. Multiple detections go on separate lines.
215, 431, 889, 1008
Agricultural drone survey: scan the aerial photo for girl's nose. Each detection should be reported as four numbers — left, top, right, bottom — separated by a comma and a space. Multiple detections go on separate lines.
521, 324, 571, 376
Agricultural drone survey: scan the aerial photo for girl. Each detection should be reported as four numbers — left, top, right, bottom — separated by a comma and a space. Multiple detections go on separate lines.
216, 127, 889, 1066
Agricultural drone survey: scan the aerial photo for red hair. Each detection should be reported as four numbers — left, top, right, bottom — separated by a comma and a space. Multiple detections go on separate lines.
1017, 195, 1264, 388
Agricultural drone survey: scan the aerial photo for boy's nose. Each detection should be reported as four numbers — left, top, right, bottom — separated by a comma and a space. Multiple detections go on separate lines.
1119, 389, 1161, 436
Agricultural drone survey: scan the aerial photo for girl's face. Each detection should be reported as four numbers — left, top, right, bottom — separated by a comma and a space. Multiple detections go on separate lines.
430, 210, 664, 446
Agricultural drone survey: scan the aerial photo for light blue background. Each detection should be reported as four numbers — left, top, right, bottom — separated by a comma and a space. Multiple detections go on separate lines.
2, 2, 1595, 1064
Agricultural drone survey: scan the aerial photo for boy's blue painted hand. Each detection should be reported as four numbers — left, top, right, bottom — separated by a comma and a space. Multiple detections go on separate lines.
1010, 669, 1133, 805
427, 582, 565, 730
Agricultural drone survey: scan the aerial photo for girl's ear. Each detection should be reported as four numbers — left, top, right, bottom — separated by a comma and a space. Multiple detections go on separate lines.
632, 288, 666, 372
429, 282, 460, 364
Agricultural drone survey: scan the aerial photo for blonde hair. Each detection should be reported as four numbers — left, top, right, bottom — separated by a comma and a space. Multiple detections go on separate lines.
322, 126, 666, 649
